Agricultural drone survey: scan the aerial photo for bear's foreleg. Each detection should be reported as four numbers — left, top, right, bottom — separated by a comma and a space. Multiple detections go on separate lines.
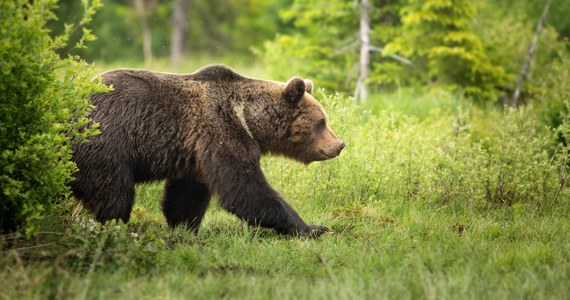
203, 159, 328, 237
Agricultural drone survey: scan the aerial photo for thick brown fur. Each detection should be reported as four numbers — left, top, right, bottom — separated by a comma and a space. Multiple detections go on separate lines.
71, 65, 344, 237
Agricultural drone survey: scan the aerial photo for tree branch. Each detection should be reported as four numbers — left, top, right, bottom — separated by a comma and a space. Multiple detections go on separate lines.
369, 46, 414, 66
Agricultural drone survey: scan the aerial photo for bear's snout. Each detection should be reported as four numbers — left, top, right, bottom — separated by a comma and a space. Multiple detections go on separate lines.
319, 139, 345, 160
335, 140, 346, 155
334, 141, 346, 155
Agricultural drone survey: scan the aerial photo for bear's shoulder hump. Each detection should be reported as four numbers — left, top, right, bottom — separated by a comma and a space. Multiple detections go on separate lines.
190, 65, 244, 82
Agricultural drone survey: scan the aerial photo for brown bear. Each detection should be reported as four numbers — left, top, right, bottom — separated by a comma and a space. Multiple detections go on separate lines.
71, 65, 344, 237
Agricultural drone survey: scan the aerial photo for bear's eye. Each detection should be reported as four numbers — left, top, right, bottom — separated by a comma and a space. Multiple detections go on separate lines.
316, 119, 326, 131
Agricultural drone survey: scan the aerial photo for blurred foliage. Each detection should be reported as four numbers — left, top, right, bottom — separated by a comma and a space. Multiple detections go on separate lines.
383, 0, 509, 101
50, 0, 292, 63
262, 0, 569, 103
500, 0, 570, 41
263, 0, 403, 91
49, 0, 139, 62
46, 0, 570, 103
185, 0, 292, 57
533, 53, 570, 141
475, 1, 566, 104
0, 0, 107, 236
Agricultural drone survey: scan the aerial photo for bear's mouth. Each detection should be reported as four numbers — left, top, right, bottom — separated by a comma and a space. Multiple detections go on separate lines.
320, 150, 339, 158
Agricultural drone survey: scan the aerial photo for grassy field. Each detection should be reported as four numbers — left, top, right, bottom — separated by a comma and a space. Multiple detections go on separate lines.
1, 63, 570, 299
2, 178, 569, 299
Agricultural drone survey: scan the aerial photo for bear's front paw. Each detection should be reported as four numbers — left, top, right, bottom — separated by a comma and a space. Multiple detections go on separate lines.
297, 225, 330, 238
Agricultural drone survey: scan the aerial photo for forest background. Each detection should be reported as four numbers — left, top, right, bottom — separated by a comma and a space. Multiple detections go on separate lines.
53, 0, 570, 101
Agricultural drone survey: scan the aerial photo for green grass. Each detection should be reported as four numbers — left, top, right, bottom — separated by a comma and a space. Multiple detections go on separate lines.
2, 68, 570, 299
2, 183, 568, 299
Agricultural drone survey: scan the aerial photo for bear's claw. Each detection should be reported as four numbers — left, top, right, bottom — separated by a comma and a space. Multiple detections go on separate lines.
297, 225, 330, 238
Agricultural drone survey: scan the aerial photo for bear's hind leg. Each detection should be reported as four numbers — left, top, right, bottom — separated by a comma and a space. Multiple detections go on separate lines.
94, 183, 135, 224
162, 176, 211, 232
73, 169, 136, 225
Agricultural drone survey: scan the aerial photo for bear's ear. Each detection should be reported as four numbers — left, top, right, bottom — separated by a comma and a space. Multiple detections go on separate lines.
283, 77, 306, 104
304, 79, 313, 94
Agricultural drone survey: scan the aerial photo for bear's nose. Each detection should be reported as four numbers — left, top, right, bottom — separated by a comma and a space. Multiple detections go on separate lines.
339, 142, 346, 150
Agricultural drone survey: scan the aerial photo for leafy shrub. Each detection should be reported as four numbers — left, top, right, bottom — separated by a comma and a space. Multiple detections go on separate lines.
0, 0, 106, 236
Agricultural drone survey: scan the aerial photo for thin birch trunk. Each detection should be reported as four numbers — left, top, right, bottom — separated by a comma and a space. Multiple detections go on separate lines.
171, 0, 190, 68
511, 0, 552, 107
354, 0, 371, 103
134, 0, 152, 66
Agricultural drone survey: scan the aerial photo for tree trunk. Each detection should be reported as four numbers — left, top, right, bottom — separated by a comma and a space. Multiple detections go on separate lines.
171, 0, 190, 68
133, 0, 153, 66
511, 0, 552, 107
354, 0, 371, 103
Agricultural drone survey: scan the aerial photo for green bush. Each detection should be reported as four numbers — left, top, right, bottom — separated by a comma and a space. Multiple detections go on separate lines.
0, 0, 106, 236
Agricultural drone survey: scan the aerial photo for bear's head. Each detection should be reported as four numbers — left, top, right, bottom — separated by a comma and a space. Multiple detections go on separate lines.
271, 77, 345, 164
